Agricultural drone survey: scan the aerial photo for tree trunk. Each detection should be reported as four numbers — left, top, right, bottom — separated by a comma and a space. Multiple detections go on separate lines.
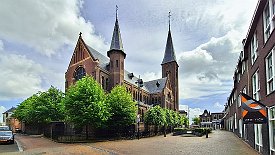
164, 125, 166, 137
86, 125, 88, 140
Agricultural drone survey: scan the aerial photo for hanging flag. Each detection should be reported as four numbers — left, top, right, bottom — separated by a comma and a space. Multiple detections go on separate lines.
241, 93, 267, 124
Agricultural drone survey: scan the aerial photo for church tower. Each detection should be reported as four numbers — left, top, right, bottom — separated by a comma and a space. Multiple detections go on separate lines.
161, 12, 179, 111
107, 6, 126, 90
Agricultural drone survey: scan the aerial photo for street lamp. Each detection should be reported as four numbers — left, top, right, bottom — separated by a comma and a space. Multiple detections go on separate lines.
136, 76, 143, 140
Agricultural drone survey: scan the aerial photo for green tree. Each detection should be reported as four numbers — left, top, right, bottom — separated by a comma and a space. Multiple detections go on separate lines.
106, 85, 137, 135
13, 86, 65, 125
144, 105, 166, 134
192, 116, 201, 125
63, 76, 109, 138
164, 109, 174, 129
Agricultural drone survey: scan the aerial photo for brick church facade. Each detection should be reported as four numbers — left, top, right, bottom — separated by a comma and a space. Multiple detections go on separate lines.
65, 13, 179, 116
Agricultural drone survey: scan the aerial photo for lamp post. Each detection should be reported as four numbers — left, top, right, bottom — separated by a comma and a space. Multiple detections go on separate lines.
136, 75, 143, 140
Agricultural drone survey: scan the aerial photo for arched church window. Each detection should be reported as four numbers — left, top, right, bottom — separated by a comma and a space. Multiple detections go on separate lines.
101, 76, 105, 89
75, 67, 86, 81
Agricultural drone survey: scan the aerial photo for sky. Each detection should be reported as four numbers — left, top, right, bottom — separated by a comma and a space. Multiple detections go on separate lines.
0, 0, 258, 123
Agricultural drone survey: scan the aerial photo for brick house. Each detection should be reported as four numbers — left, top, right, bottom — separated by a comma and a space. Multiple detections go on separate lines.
65, 13, 179, 122
199, 110, 224, 129
224, 0, 275, 154
2, 107, 22, 132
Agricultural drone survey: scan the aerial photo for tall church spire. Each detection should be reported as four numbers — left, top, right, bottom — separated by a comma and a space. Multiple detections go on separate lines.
161, 11, 177, 65
109, 5, 124, 52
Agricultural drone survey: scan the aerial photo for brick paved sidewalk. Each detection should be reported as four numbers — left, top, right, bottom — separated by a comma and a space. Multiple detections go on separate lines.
1, 130, 260, 155
86, 130, 260, 155
4, 134, 109, 155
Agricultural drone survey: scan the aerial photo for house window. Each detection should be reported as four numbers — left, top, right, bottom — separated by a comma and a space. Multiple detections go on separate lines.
239, 119, 243, 137
269, 107, 275, 151
234, 113, 237, 129
75, 67, 86, 81
238, 94, 241, 107
243, 86, 247, 94
242, 60, 246, 74
252, 70, 260, 100
237, 73, 241, 82
255, 124, 263, 150
251, 32, 258, 64
264, 3, 271, 42
266, 52, 274, 94
244, 124, 248, 141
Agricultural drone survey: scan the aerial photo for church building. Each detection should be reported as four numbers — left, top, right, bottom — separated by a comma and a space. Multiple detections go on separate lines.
65, 12, 179, 117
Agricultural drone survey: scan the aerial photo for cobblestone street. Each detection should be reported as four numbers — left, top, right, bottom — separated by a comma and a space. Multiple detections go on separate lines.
2, 130, 260, 155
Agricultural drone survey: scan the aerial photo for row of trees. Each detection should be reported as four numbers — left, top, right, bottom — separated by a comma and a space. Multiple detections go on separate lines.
144, 105, 188, 130
14, 76, 137, 137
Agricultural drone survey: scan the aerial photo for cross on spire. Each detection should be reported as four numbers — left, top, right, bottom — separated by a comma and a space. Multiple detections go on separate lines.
168, 11, 171, 31
79, 32, 82, 37
116, 5, 118, 20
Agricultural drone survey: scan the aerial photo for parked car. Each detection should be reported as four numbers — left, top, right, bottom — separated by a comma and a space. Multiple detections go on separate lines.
0, 131, 14, 144
0, 126, 10, 131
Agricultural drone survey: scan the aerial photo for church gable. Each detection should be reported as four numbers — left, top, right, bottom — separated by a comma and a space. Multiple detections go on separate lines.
68, 34, 98, 68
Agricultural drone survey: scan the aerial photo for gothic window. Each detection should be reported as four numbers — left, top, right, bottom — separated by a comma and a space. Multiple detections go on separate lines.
101, 76, 105, 89
106, 78, 109, 90
143, 95, 146, 103
116, 60, 119, 68
75, 67, 86, 81
111, 61, 113, 68
158, 97, 161, 104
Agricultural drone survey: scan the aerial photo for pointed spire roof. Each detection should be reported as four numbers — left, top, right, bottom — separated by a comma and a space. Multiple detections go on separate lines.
109, 10, 124, 52
161, 24, 177, 65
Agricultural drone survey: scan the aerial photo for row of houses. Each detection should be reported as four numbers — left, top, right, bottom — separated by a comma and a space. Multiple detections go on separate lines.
224, 0, 275, 155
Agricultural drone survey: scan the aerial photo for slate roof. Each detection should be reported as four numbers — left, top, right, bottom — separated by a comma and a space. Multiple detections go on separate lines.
143, 77, 167, 94
85, 44, 166, 94
161, 30, 177, 65
86, 45, 109, 70
110, 18, 124, 51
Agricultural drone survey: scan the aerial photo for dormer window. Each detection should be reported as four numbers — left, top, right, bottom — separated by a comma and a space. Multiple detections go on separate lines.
156, 81, 160, 87
128, 73, 134, 79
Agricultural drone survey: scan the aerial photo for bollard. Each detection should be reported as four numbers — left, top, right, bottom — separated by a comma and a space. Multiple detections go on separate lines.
206, 130, 208, 138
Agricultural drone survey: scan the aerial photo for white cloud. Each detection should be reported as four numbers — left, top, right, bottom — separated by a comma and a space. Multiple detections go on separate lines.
0, 0, 108, 57
141, 72, 162, 82
0, 106, 7, 123
178, 30, 243, 99
0, 41, 46, 100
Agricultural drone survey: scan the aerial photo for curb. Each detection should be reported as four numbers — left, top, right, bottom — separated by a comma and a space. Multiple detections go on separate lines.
15, 140, 24, 152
